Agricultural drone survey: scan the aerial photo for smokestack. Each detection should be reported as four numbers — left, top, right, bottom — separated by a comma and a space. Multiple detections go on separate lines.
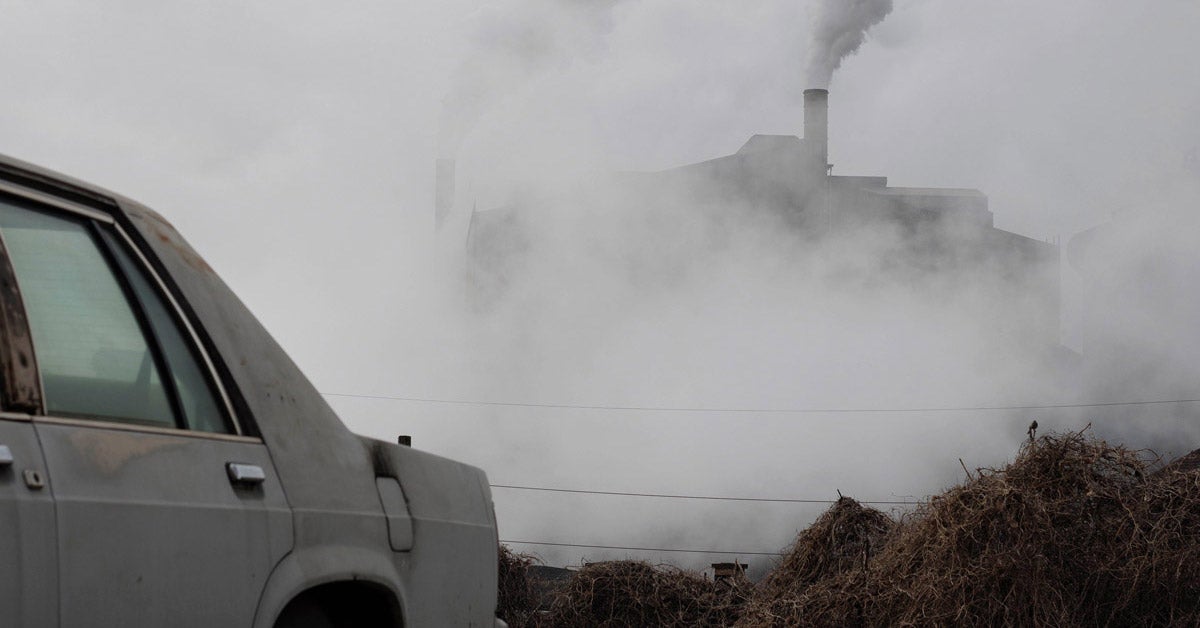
804, 88, 829, 174
434, 158, 455, 231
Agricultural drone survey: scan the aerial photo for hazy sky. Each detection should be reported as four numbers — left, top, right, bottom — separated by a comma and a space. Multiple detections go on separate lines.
3, 0, 1198, 572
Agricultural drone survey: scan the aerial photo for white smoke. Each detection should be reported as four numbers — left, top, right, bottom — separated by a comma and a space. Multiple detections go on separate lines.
437, 165, 1066, 574
437, 0, 624, 158
1068, 186, 1200, 455
409, 0, 1200, 575
805, 0, 894, 88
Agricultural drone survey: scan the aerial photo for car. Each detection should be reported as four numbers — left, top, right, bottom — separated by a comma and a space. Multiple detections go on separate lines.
0, 154, 502, 627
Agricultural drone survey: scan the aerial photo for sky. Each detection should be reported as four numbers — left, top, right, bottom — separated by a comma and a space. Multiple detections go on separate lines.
2, 0, 1198, 573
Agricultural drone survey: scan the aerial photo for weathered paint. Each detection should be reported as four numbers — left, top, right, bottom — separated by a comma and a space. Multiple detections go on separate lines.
0, 152, 501, 626
0, 421, 57, 626
64, 429, 182, 475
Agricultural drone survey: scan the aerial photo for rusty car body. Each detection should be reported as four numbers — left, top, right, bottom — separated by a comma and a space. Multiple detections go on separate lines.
0, 154, 500, 627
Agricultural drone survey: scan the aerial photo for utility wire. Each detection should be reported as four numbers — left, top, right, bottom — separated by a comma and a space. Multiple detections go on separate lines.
329, 391, 1198, 558
321, 391, 1200, 414
490, 483, 919, 505
500, 539, 783, 556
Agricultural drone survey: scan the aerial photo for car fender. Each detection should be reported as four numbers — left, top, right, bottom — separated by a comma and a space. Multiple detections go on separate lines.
252, 544, 408, 628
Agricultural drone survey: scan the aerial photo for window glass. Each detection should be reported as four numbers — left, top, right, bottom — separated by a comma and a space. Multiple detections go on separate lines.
0, 201, 175, 427
99, 230, 230, 433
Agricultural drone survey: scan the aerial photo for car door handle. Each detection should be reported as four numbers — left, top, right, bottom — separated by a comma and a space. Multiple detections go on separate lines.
0, 444, 12, 467
225, 462, 266, 486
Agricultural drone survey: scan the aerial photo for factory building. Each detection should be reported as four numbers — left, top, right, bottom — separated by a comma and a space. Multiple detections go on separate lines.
460, 89, 1061, 349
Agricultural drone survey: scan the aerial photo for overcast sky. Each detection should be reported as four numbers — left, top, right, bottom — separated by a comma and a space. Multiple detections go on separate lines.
3, 0, 1198, 571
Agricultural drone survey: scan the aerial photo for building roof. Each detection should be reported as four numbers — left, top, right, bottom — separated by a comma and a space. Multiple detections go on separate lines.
872, 187, 986, 198
736, 134, 805, 155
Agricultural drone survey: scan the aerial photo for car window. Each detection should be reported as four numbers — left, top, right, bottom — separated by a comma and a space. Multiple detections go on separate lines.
98, 229, 229, 433
0, 199, 231, 433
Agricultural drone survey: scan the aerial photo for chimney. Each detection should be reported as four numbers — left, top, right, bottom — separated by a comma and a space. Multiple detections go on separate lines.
803, 88, 829, 174
434, 158, 456, 231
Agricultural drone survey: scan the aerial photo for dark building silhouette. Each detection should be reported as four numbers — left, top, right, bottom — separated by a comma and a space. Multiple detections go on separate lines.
465, 89, 1061, 349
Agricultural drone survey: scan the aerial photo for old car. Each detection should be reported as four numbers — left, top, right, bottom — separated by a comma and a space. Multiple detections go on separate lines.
0, 154, 501, 627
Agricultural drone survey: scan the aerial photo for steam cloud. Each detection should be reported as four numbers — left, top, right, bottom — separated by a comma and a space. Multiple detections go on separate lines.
2, 0, 1194, 585
400, 0, 1199, 576
437, 0, 624, 158
438, 168, 1066, 574
805, 0, 894, 88
1069, 190, 1200, 454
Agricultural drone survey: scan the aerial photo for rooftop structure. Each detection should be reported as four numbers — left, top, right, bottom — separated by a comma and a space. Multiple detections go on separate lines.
463, 89, 1061, 347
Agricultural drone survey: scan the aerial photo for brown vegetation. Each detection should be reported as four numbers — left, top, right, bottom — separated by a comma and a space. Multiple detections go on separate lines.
746, 430, 1200, 626
500, 430, 1200, 626
738, 495, 893, 626
753, 495, 893, 598
497, 545, 539, 627
540, 560, 748, 627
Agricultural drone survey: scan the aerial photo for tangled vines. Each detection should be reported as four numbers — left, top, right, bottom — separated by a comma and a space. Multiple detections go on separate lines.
497, 545, 540, 627
541, 560, 748, 627
501, 430, 1200, 627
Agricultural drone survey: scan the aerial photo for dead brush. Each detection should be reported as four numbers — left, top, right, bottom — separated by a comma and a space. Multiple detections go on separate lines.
540, 560, 748, 627
497, 545, 540, 628
760, 496, 894, 594
740, 428, 1200, 627
738, 496, 893, 627
514, 430, 1200, 627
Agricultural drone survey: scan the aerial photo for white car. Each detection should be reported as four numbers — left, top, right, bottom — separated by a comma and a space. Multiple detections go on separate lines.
0, 154, 501, 627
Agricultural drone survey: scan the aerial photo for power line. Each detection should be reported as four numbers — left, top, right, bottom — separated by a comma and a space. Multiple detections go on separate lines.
501, 539, 783, 556
490, 483, 919, 505
321, 391, 1200, 414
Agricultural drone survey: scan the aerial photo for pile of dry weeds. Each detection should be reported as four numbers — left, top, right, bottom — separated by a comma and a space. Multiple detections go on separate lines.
497, 545, 540, 627
744, 430, 1200, 626
739, 496, 893, 625
540, 560, 748, 627
759, 496, 893, 595
500, 431, 1200, 627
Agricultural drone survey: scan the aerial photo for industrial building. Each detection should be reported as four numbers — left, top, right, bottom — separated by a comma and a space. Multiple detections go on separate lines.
458, 89, 1062, 350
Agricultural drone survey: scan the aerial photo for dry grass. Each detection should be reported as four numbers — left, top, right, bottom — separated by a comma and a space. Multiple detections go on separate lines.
739, 496, 893, 626
744, 429, 1200, 627
758, 496, 893, 595
539, 560, 748, 627
500, 430, 1200, 627
497, 545, 540, 628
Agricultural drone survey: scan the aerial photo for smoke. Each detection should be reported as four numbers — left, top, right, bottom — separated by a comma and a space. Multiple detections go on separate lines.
437, 0, 624, 158
804, 0, 893, 88
398, 0, 1197, 577
399, 0, 1198, 577
1068, 184, 1200, 455
3, 0, 1197, 586
432, 163, 1066, 574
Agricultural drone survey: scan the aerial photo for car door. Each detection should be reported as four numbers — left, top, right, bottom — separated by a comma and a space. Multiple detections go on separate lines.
0, 419, 57, 627
0, 189, 293, 627
0, 217, 57, 627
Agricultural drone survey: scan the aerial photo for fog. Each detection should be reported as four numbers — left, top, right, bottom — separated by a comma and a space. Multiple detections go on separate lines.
2, 0, 1198, 575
